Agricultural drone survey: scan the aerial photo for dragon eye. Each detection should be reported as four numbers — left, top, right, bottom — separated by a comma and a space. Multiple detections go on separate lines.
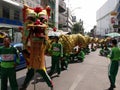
39, 17, 44, 22
26, 10, 37, 22
27, 17, 36, 22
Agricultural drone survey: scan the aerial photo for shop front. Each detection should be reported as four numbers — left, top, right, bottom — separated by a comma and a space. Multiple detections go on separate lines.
0, 17, 23, 45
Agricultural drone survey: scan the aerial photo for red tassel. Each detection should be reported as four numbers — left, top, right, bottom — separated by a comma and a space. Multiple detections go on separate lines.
53, 27, 57, 32
46, 5, 51, 18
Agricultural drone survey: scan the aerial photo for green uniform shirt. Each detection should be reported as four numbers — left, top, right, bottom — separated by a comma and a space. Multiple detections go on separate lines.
77, 51, 85, 59
0, 46, 20, 68
109, 47, 120, 61
51, 42, 63, 57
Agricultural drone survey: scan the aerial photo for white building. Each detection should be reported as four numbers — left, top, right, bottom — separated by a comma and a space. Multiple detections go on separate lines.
96, 0, 119, 37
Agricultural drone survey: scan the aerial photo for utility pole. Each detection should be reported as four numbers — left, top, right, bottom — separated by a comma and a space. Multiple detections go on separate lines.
67, 8, 69, 32
55, 0, 59, 30
67, 7, 81, 33
66, 0, 81, 33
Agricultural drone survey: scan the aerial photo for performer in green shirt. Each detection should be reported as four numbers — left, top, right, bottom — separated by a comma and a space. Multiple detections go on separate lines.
107, 39, 120, 90
48, 36, 63, 77
77, 48, 85, 62
0, 37, 20, 90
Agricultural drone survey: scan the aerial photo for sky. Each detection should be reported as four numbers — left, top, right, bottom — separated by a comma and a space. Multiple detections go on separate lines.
65, 0, 108, 32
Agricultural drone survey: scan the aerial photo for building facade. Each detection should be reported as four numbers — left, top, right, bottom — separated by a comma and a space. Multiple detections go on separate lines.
116, 0, 120, 33
0, 0, 41, 43
67, 8, 74, 32
96, 0, 119, 37
40, 0, 56, 28
0, 0, 74, 44
58, 0, 67, 31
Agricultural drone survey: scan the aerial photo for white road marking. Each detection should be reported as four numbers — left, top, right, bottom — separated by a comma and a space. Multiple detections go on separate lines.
69, 74, 84, 90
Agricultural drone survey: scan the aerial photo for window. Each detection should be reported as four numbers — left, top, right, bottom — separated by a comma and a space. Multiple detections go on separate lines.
14, 10, 20, 20
3, 6, 10, 18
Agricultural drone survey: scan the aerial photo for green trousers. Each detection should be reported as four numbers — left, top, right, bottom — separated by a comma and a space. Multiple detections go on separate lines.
49, 56, 61, 76
23, 68, 53, 88
61, 56, 69, 69
1, 67, 18, 90
108, 61, 119, 87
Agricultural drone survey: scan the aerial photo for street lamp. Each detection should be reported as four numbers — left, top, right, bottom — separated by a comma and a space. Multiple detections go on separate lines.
71, 7, 81, 13
67, 7, 81, 33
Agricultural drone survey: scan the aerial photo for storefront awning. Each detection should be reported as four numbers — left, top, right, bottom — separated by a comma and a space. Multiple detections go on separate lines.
0, 23, 23, 30
0, 23, 22, 28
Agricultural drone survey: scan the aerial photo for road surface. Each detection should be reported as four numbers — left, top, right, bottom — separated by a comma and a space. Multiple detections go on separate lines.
10, 49, 120, 90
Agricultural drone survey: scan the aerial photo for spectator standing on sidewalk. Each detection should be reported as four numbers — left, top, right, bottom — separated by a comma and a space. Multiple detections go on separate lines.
107, 39, 120, 90
48, 36, 63, 77
0, 36, 20, 90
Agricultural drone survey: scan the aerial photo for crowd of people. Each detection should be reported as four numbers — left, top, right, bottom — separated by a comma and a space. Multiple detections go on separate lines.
0, 36, 120, 90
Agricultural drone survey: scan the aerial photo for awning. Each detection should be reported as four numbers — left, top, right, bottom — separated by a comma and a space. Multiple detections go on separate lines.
0, 18, 23, 27
0, 23, 22, 28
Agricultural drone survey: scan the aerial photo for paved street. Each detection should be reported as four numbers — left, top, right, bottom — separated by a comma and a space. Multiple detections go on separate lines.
14, 49, 120, 90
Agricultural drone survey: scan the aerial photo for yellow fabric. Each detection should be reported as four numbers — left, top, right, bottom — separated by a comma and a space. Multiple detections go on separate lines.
29, 40, 46, 69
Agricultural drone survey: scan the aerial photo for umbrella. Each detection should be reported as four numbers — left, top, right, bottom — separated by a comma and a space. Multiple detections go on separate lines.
48, 30, 68, 37
48, 31, 60, 36
105, 32, 120, 38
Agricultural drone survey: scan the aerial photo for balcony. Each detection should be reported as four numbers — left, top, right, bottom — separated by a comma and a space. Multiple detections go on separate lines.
59, 0, 66, 13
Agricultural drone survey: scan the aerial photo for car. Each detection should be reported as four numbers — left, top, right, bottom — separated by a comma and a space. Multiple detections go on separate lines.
13, 43, 27, 71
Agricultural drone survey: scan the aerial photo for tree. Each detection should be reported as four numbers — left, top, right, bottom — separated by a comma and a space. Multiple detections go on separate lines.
89, 25, 96, 37
72, 19, 84, 34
